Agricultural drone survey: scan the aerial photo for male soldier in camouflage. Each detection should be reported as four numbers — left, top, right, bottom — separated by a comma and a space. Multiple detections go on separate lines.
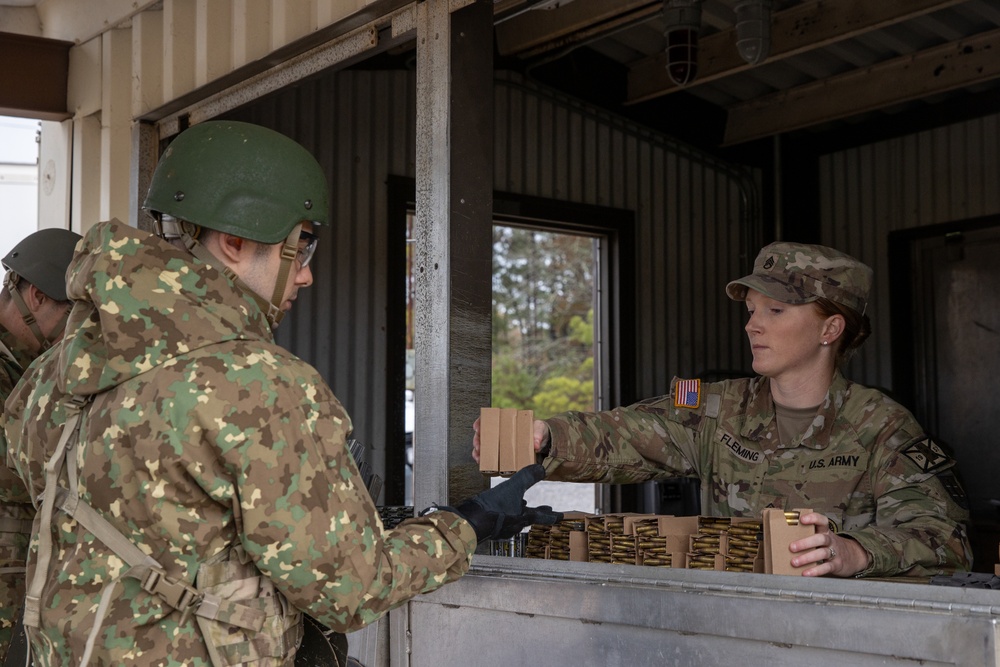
0, 228, 81, 663
474, 242, 972, 578
2, 121, 557, 666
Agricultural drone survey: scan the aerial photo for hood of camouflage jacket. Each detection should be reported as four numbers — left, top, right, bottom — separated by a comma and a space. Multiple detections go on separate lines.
57, 219, 274, 396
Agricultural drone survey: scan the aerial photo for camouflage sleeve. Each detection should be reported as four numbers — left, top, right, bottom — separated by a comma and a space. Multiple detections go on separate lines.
0, 380, 32, 505
225, 361, 476, 633
541, 393, 705, 484
843, 432, 972, 577
0, 435, 30, 504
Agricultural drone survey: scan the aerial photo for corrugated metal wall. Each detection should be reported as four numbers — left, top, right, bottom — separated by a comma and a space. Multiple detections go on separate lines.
227, 71, 416, 477
226, 69, 758, 468
494, 74, 758, 399
819, 113, 1000, 391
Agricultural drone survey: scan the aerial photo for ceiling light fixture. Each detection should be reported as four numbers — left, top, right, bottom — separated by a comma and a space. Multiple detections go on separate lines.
662, 0, 703, 86
734, 0, 772, 66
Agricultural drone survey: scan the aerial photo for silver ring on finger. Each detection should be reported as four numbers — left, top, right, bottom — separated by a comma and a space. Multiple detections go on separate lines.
828, 545, 837, 560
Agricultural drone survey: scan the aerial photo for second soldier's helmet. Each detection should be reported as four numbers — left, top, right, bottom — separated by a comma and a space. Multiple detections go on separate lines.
2, 228, 82, 302
142, 120, 329, 243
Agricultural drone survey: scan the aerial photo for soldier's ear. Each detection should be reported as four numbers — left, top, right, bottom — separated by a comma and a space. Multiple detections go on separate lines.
202, 232, 252, 268
822, 314, 846, 343
24, 283, 49, 313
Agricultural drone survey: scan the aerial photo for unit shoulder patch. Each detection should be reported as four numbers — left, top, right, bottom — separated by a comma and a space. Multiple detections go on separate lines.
673, 378, 701, 409
935, 469, 969, 510
901, 438, 950, 473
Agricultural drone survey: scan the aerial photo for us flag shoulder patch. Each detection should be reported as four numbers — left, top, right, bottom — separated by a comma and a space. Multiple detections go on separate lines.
674, 378, 701, 409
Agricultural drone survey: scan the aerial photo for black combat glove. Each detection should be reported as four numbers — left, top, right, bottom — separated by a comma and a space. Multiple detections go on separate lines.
450, 464, 562, 543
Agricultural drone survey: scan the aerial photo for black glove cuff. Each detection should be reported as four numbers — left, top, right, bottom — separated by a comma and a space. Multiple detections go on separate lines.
453, 499, 494, 543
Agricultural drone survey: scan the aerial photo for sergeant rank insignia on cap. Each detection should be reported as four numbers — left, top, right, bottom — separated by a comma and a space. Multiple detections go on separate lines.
674, 378, 701, 409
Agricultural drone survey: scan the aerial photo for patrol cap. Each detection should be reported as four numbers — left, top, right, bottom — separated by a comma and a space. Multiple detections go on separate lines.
726, 242, 872, 314
2, 228, 82, 302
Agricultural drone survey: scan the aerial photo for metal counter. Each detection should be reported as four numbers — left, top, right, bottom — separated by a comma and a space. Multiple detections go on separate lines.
350, 556, 1000, 666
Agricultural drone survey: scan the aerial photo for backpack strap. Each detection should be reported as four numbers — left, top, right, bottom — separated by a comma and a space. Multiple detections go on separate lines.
23, 394, 89, 628
25, 394, 268, 666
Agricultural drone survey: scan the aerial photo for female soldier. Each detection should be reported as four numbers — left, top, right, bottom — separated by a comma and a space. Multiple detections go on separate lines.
474, 242, 972, 578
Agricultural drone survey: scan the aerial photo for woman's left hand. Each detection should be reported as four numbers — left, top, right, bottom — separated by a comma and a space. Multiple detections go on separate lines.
789, 512, 871, 577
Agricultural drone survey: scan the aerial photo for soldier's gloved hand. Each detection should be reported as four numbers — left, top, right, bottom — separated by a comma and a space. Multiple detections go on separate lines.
453, 464, 562, 543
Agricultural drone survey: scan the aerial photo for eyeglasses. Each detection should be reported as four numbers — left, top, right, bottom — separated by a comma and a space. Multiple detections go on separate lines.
296, 230, 319, 268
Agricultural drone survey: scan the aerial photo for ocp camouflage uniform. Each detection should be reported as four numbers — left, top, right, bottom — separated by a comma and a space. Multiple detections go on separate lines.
0, 219, 477, 666
543, 373, 972, 577
0, 327, 35, 662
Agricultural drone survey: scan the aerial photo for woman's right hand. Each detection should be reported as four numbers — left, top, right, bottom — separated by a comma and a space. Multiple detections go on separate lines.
472, 418, 551, 463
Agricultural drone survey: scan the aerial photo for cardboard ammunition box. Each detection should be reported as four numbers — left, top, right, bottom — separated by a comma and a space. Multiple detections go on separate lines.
763, 508, 816, 576
478, 407, 535, 476
589, 513, 656, 539
556, 511, 592, 562
478, 408, 500, 474
625, 515, 696, 568
693, 516, 733, 570
624, 515, 698, 542
516, 409, 535, 470
685, 553, 726, 571
569, 531, 588, 562
585, 514, 645, 564
498, 408, 517, 474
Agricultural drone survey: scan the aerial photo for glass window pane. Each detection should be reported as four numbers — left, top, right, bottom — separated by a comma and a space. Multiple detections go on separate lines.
491, 224, 598, 513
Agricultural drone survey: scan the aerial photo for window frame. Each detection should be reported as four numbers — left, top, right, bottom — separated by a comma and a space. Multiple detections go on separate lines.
386, 176, 635, 508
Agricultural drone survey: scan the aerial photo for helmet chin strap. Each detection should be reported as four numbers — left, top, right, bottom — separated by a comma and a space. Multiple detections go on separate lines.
269, 225, 301, 328
4, 271, 57, 350
157, 216, 300, 329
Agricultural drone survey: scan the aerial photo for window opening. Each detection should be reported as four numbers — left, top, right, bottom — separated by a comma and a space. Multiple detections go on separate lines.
490, 224, 599, 513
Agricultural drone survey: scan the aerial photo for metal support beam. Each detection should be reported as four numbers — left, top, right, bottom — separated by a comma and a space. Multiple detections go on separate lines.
413, 0, 494, 510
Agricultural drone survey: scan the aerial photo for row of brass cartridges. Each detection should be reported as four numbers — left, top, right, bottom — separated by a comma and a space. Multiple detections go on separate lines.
630, 518, 675, 567
587, 517, 618, 563
525, 524, 552, 559
724, 556, 758, 572
691, 534, 723, 554
687, 553, 719, 570
728, 519, 764, 557
689, 517, 729, 561
549, 519, 586, 559
724, 519, 762, 570
640, 553, 672, 567
688, 519, 725, 568
632, 517, 704, 568
599, 535, 672, 567
697, 516, 732, 535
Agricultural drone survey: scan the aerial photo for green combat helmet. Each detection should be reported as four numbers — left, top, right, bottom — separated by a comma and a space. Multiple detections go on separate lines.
2, 228, 82, 350
143, 120, 329, 327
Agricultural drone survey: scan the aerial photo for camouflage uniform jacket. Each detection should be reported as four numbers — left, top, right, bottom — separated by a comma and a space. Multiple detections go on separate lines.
0, 219, 476, 666
543, 374, 972, 577
0, 326, 36, 661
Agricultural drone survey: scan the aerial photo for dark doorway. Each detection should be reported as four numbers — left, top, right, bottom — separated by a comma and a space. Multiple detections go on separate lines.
891, 220, 1000, 573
